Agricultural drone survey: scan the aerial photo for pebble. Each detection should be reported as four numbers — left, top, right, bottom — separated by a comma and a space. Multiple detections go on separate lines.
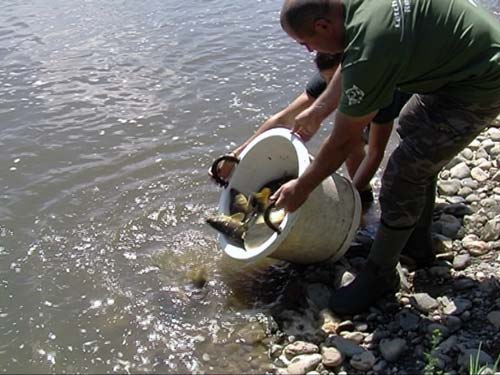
486, 310, 500, 329
471, 167, 489, 182
284, 341, 319, 358
458, 349, 493, 370
350, 351, 376, 371
287, 354, 323, 375
379, 338, 407, 362
411, 293, 439, 313
321, 346, 343, 368
441, 297, 472, 315
325, 336, 364, 357
452, 254, 471, 270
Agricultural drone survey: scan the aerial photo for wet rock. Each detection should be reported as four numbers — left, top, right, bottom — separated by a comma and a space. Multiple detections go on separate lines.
349, 350, 376, 371
284, 341, 319, 358
411, 293, 439, 313
458, 349, 493, 371
287, 353, 322, 375
453, 278, 476, 291
321, 346, 343, 368
238, 322, 268, 345
436, 335, 457, 354
340, 331, 364, 344
486, 310, 500, 329
398, 309, 420, 331
453, 254, 471, 270
325, 336, 364, 357
372, 360, 388, 372
437, 214, 462, 238
379, 338, 407, 362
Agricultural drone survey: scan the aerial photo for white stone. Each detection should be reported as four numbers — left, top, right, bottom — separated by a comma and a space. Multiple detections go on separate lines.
287, 354, 322, 375
471, 167, 489, 182
449, 162, 470, 179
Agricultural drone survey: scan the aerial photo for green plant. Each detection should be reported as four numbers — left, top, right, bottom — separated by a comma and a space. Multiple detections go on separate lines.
423, 329, 444, 375
468, 342, 500, 375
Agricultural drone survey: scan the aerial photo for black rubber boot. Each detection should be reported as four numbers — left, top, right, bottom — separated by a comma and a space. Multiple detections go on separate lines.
329, 224, 413, 315
329, 259, 400, 315
400, 177, 437, 268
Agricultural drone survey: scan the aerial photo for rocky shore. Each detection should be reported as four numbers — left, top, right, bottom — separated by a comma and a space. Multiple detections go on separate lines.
251, 120, 500, 374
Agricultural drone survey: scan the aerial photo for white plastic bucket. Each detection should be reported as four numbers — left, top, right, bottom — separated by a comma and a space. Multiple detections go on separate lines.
218, 128, 361, 264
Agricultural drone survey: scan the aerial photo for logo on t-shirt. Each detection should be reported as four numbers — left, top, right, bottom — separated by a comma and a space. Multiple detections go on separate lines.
345, 85, 365, 106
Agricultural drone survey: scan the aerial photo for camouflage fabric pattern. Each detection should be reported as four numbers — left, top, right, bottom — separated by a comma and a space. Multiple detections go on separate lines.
380, 94, 500, 228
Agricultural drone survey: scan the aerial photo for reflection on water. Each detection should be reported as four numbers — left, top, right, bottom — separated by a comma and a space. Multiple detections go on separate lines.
0, 0, 498, 373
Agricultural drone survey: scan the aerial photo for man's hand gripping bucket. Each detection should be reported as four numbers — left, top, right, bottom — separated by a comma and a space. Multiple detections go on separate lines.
214, 128, 361, 265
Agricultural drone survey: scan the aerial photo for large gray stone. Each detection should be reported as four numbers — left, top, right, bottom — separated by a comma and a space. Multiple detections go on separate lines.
411, 293, 439, 313
350, 351, 376, 371
326, 336, 365, 357
379, 338, 407, 362
487, 311, 500, 329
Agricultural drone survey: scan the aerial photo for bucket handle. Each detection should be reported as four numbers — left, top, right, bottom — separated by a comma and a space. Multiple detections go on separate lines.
264, 202, 282, 234
210, 154, 240, 188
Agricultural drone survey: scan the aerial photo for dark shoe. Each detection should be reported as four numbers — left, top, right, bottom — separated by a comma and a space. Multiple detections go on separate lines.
329, 260, 400, 315
400, 228, 435, 268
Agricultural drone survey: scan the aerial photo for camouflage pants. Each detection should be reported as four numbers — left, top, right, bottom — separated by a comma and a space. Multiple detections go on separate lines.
380, 93, 500, 228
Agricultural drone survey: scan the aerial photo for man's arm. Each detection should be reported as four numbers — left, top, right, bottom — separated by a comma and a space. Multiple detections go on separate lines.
273, 109, 378, 212
293, 66, 342, 135
210, 91, 315, 183
233, 92, 314, 156
352, 120, 393, 191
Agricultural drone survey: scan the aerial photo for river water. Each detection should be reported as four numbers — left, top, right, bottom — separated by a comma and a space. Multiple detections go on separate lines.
1, 0, 498, 373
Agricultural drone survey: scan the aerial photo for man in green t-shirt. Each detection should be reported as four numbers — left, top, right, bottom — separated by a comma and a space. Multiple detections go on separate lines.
273, 0, 500, 314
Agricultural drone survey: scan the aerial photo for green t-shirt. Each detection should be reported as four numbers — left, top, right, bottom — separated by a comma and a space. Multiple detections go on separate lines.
339, 0, 500, 117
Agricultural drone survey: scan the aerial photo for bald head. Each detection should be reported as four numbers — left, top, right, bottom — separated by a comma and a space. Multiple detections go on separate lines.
280, 0, 332, 37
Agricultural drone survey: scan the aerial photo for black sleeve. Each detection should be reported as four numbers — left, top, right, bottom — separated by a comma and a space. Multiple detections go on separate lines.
305, 72, 327, 99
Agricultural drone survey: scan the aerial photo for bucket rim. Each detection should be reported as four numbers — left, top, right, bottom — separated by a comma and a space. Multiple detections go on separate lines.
219, 128, 310, 261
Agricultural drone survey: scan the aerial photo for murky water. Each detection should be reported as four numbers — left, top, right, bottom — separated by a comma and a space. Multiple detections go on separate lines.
1, 0, 499, 373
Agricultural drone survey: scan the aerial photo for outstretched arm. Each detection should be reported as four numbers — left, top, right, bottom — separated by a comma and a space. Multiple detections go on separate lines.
293, 65, 342, 136
352, 120, 393, 191
210, 91, 315, 183
273, 109, 377, 213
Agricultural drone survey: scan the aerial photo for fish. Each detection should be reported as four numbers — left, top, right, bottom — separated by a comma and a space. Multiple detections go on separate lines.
248, 187, 272, 213
229, 188, 251, 216
205, 212, 248, 245
207, 177, 293, 247
186, 266, 208, 289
